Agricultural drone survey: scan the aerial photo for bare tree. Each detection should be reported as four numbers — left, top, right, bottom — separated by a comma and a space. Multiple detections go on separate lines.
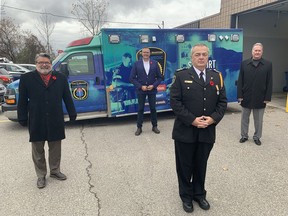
17, 31, 45, 63
71, 0, 109, 35
0, 18, 22, 62
35, 10, 55, 55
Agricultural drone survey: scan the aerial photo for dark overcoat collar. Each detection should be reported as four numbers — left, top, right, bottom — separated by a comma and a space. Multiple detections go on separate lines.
32, 70, 57, 88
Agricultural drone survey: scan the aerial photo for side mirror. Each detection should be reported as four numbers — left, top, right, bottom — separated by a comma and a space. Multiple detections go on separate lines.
60, 62, 69, 77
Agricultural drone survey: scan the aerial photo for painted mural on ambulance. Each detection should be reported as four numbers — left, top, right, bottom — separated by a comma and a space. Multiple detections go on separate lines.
2, 28, 243, 122
101, 29, 242, 116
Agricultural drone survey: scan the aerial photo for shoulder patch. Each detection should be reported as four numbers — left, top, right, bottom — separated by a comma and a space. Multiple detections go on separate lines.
171, 75, 176, 85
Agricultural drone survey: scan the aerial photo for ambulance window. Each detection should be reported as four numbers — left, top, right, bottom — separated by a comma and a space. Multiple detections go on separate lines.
66, 53, 94, 76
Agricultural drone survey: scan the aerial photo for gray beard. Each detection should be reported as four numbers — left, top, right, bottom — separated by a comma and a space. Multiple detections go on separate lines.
37, 69, 51, 75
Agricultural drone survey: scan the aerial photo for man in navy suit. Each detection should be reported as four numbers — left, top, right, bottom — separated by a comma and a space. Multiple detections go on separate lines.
130, 47, 163, 136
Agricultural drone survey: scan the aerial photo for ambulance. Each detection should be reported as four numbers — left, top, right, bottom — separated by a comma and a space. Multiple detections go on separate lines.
2, 28, 243, 121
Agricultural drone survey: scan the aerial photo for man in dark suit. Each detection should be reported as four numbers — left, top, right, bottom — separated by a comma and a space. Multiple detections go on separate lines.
130, 47, 163, 136
170, 44, 227, 213
237, 43, 273, 145
17, 53, 77, 189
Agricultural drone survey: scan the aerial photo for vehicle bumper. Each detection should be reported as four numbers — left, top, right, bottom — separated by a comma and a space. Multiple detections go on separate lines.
1, 103, 18, 121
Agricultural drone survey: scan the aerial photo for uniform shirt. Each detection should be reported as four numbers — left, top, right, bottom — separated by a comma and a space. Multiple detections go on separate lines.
193, 66, 206, 82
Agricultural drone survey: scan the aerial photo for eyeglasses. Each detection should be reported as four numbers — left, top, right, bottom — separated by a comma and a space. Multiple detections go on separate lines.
35, 53, 51, 63
37, 62, 51, 65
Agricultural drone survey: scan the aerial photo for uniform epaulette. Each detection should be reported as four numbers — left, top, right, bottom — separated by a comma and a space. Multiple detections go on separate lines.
176, 67, 189, 72
211, 69, 220, 73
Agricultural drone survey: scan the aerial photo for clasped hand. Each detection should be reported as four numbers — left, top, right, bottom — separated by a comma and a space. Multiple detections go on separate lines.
141, 85, 154, 91
192, 116, 214, 128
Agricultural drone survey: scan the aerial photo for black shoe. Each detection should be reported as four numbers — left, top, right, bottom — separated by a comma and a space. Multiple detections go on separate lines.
182, 202, 193, 213
194, 198, 210, 210
37, 177, 46, 189
239, 137, 248, 143
135, 128, 142, 136
254, 139, 262, 145
152, 127, 160, 134
50, 172, 67, 180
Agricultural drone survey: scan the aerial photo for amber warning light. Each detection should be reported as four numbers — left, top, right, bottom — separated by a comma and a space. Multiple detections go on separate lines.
5, 94, 16, 105
67, 37, 93, 47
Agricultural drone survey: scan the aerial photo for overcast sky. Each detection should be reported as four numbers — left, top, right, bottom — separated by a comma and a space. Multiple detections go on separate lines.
1, 0, 221, 51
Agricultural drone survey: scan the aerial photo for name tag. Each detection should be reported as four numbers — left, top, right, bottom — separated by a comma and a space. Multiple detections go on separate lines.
184, 80, 193, 83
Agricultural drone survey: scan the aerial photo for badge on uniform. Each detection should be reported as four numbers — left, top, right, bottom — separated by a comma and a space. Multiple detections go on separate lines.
184, 80, 193, 83
216, 85, 219, 95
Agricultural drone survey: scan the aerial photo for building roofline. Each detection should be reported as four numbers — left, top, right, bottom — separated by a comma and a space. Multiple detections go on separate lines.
175, 12, 221, 28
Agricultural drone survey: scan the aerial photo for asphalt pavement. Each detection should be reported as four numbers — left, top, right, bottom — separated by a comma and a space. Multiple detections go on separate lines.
0, 93, 287, 216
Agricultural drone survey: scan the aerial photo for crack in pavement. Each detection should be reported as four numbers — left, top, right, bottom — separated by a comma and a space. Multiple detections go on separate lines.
81, 124, 101, 215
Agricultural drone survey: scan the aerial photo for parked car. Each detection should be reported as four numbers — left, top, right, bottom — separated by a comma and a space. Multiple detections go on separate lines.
0, 83, 6, 103
0, 63, 30, 80
18, 64, 36, 71
0, 67, 13, 86
0, 57, 12, 63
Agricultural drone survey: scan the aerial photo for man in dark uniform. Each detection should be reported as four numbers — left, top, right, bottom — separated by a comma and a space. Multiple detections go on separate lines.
111, 53, 134, 99
112, 52, 133, 84
170, 44, 227, 213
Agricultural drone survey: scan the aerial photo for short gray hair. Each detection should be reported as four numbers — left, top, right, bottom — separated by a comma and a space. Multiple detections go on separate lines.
35, 53, 51, 63
191, 43, 210, 56
252, 43, 263, 50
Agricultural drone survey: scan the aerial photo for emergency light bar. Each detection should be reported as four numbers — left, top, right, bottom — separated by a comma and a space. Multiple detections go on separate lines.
109, 35, 120, 44
176, 35, 185, 43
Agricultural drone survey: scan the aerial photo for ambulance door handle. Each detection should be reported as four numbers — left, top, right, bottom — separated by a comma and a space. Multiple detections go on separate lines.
95, 76, 100, 85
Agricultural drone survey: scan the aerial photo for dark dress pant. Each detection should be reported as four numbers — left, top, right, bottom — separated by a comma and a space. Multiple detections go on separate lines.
136, 93, 157, 128
175, 140, 213, 203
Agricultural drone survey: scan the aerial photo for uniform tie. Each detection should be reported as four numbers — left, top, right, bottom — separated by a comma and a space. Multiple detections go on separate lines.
199, 71, 205, 84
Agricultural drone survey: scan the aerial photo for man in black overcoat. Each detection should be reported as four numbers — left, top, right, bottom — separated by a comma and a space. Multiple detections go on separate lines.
17, 53, 76, 189
170, 44, 227, 213
237, 43, 273, 145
